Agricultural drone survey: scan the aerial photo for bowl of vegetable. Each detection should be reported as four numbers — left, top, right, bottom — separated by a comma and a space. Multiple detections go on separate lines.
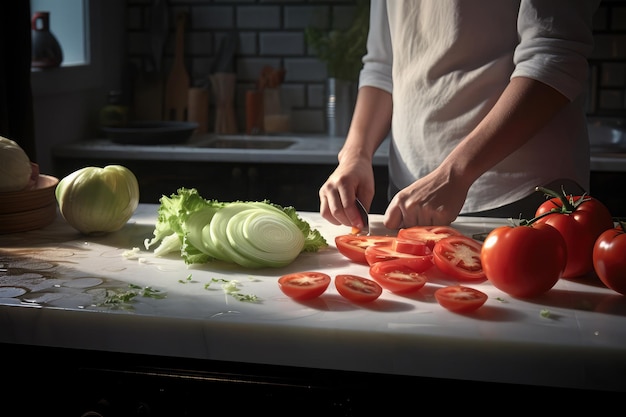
0, 136, 60, 234
0, 172, 59, 234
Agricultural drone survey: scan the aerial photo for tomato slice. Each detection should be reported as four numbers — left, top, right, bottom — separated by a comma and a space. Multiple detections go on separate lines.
335, 235, 395, 265
432, 235, 486, 282
335, 274, 382, 303
434, 285, 487, 313
392, 238, 431, 256
397, 226, 463, 250
369, 260, 427, 294
364, 244, 433, 272
278, 272, 331, 300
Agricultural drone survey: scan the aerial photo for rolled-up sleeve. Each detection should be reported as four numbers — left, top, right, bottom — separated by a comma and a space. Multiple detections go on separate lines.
358, 0, 393, 93
512, 0, 600, 100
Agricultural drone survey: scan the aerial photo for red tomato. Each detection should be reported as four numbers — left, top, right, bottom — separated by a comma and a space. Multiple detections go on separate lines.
335, 274, 383, 303
534, 191, 614, 278
369, 260, 427, 294
593, 224, 626, 295
432, 236, 486, 282
434, 285, 488, 313
481, 223, 566, 298
364, 244, 433, 272
278, 272, 331, 300
335, 235, 395, 265
392, 238, 431, 256
397, 225, 463, 250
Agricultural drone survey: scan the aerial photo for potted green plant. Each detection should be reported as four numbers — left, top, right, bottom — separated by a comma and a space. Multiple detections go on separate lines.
305, 1, 369, 136
304, 0, 369, 82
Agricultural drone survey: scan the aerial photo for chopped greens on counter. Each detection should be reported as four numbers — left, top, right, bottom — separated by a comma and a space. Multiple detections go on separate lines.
203, 277, 259, 303
144, 188, 328, 268
99, 284, 167, 309
175, 274, 259, 303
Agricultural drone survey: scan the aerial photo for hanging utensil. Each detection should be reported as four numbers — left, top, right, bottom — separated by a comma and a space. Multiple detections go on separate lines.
211, 31, 238, 74
133, 0, 168, 121
150, 0, 168, 73
164, 11, 190, 121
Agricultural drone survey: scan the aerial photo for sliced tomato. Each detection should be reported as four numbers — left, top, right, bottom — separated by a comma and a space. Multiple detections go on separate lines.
369, 260, 427, 294
392, 238, 431, 256
335, 274, 382, 303
364, 244, 433, 272
397, 225, 463, 250
432, 235, 486, 282
278, 272, 331, 300
335, 235, 395, 265
434, 285, 487, 313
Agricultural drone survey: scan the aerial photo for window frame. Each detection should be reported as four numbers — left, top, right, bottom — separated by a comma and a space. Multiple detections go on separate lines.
30, 0, 103, 96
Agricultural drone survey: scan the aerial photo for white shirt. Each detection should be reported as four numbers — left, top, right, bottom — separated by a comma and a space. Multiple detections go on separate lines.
359, 0, 598, 213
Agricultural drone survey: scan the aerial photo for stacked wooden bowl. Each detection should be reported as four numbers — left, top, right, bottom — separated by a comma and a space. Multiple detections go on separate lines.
0, 174, 59, 234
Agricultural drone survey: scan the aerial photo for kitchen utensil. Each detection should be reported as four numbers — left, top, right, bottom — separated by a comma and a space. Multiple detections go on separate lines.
210, 73, 238, 134
101, 121, 198, 145
245, 90, 264, 134
355, 198, 370, 235
150, 0, 168, 74
211, 31, 238, 74
187, 87, 209, 134
133, 0, 168, 121
164, 12, 190, 121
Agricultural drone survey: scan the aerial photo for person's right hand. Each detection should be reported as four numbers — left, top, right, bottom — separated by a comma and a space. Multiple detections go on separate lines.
319, 156, 375, 230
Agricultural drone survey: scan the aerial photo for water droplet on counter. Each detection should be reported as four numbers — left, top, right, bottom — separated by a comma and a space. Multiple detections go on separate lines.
22, 292, 66, 304
210, 310, 242, 318
0, 286, 28, 298
62, 277, 103, 288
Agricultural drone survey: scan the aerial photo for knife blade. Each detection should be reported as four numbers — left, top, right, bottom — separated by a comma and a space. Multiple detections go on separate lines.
355, 198, 370, 236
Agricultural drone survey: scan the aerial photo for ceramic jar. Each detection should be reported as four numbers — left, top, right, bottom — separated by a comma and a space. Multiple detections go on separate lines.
31, 11, 63, 69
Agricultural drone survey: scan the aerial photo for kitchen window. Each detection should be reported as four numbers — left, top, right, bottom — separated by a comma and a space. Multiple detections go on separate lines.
30, 0, 87, 66
30, 0, 103, 95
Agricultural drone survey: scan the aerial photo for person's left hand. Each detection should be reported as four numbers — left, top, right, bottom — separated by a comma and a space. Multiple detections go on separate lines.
383, 167, 470, 228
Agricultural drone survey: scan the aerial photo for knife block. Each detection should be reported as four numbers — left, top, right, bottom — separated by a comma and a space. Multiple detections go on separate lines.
210, 73, 238, 134
188, 87, 209, 134
246, 90, 264, 134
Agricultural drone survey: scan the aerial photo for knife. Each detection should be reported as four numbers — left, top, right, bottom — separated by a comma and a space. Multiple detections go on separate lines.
355, 198, 370, 236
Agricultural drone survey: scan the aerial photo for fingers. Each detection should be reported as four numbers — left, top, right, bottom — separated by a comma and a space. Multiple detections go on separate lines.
321, 192, 365, 229
319, 194, 342, 226
384, 195, 455, 228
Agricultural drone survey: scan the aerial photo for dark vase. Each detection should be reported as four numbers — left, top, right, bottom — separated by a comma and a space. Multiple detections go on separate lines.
31, 11, 63, 69
327, 78, 357, 137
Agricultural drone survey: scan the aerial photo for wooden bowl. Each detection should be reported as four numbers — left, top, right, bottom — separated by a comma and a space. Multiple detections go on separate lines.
0, 174, 59, 234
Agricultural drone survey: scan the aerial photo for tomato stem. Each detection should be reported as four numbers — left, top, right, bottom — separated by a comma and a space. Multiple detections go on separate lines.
535, 186, 590, 214
519, 186, 591, 226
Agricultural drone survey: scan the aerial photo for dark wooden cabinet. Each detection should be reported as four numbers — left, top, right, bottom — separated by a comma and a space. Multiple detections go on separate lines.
590, 171, 626, 218
53, 158, 390, 214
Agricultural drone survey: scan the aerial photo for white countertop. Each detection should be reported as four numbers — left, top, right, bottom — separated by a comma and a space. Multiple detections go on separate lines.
52, 133, 626, 172
1, 205, 625, 393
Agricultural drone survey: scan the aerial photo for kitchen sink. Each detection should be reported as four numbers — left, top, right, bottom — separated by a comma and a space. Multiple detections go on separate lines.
195, 136, 296, 149
588, 122, 626, 153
